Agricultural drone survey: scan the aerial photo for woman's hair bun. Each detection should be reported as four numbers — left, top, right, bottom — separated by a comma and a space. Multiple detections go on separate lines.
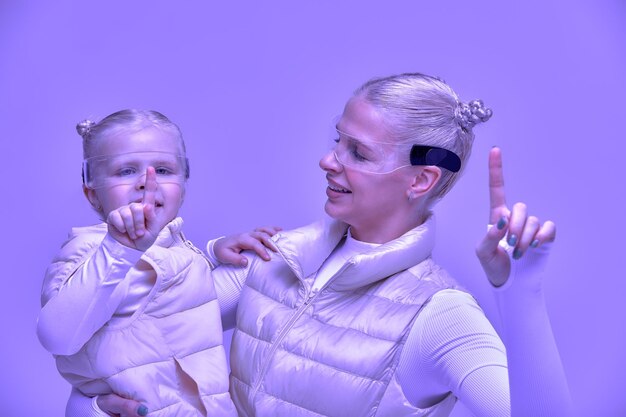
76, 119, 96, 138
455, 99, 493, 132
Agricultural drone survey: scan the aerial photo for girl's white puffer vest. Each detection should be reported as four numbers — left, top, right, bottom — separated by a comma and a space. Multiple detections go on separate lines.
53, 218, 236, 416
230, 216, 459, 416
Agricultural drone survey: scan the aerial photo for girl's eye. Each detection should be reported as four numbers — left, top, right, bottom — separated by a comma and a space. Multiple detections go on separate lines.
117, 167, 136, 177
155, 166, 174, 175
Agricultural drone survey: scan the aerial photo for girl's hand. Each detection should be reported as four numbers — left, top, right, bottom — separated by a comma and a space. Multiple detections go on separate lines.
475, 147, 556, 287
96, 394, 148, 417
107, 167, 165, 252
214, 226, 282, 267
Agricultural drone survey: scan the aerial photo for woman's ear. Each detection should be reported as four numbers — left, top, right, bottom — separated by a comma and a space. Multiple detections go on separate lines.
407, 166, 441, 199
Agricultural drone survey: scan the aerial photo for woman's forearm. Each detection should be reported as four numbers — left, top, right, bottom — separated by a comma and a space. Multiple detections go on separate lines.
495, 246, 574, 417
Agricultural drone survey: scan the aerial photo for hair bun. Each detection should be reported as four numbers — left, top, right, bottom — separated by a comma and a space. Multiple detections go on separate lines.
456, 99, 493, 132
76, 119, 96, 138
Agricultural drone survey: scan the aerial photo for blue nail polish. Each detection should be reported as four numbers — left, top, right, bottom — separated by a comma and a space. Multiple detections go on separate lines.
531, 239, 539, 248
507, 234, 517, 246
496, 217, 506, 230
513, 248, 522, 259
137, 405, 148, 416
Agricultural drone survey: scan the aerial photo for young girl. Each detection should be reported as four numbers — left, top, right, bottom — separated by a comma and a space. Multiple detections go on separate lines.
37, 109, 271, 417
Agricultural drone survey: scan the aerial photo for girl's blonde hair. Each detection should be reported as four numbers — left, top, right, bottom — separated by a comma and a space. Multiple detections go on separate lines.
77, 109, 187, 159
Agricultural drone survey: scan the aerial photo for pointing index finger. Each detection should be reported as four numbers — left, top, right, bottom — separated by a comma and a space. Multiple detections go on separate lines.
489, 147, 508, 224
143, 166, 157, 207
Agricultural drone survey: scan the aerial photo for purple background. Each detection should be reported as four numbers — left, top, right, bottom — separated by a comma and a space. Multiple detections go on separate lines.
1, 1, 624, 415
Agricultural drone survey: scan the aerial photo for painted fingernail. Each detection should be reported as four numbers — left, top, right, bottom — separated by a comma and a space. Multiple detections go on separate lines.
137, 405, 149, 416
496, 217, 507, 230
240, 258, 248, 267
513, 248, 523, 260
530, 239, 540, 248
507, 234, 517, 246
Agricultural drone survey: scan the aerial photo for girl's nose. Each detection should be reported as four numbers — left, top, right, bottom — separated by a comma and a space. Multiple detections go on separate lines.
135, 170, 151, 190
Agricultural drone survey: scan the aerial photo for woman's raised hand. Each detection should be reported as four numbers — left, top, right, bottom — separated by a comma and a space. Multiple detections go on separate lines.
475, 147, 556, 287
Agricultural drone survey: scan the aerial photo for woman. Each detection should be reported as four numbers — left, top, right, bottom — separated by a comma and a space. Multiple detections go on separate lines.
70, 73, 573, 416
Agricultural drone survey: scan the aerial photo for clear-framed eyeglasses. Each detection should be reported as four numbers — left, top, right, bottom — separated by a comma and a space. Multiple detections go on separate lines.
331, 129, 461, 174
82, 151, 189, 189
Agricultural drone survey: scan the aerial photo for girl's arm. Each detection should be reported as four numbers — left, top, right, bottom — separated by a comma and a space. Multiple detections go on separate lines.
209, 226, 281, 329
38, 168, 163, 356
209, 226, 280, 267
37, 232, 142, 356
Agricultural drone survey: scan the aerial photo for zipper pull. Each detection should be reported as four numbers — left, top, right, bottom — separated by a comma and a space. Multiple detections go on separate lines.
182, 236, 215, 268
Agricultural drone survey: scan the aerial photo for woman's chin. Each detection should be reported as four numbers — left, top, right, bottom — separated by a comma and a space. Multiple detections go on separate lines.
324, 201, 349, 223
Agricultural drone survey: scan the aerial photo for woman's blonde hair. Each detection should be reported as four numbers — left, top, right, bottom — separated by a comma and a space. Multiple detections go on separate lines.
355, 73, 492, 208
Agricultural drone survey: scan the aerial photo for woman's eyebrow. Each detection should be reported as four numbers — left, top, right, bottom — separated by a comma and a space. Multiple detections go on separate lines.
344, 134, 381, 152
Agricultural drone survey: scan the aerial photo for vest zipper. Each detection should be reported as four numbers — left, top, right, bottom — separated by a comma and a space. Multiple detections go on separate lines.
250, 260, 352, 398
181, 234, 215, 268
248, 235, 353, 399
251, 289, 319, 396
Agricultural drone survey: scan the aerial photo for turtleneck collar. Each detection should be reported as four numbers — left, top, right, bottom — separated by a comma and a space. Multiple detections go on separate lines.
272, 214, 437, 291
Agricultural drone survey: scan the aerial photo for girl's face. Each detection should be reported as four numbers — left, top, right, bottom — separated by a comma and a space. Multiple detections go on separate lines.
319, 96, 417, 243
84, 127, 186, 225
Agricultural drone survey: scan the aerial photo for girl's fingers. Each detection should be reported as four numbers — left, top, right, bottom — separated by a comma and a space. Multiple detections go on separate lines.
254, 226, 282, 240
107, 203, 151, 242
214, 236, 250, 267
129, 203, 146, 238
221, 250, 249, 267
140, 168, 158, 236
143, 201, 156, 225
252, 231, 278, 252
142, 167, 157, 207
108, 211, 126, 234
243, 235, 273, 261
120, 207, 136, 240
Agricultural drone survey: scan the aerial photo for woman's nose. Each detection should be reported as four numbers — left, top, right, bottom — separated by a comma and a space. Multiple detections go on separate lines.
319, 150, 343, 172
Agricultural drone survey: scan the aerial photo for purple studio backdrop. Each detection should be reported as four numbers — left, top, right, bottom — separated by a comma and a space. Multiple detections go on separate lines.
1, 1, 624, 415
